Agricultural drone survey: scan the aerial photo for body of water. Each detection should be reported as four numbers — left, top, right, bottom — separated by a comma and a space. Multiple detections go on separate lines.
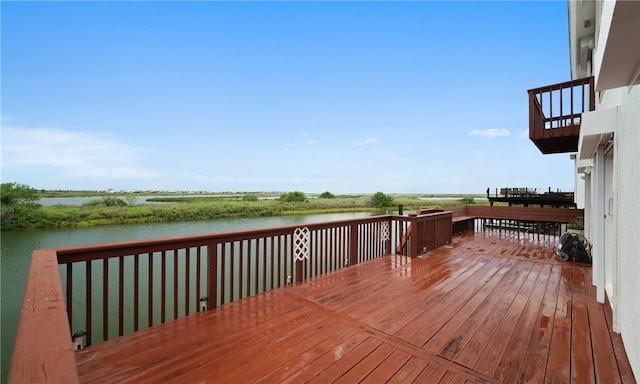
0, 212, 372, 383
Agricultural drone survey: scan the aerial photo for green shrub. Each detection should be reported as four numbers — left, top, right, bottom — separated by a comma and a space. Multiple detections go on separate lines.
459, 197, 475, 205
101, 197, 128, 207
279, 191, 307, 203
242, 194, 259, 202
371, 192, 394, 208
319, 191, 335, 199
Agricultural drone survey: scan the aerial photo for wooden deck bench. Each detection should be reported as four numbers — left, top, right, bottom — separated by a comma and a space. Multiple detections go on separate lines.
452, 214, 476, 233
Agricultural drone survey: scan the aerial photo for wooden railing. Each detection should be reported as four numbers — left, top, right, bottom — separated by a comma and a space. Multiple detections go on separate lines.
395, 210, 452, 255
528, 76, 594, 154
9, 211, 453, 383
447, 205, 584, 239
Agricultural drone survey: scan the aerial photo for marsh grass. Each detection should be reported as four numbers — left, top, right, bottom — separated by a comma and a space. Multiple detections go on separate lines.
3, 193, 486, 230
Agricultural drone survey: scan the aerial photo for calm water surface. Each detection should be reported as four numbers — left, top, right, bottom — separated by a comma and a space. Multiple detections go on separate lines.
0, 212, 372, 383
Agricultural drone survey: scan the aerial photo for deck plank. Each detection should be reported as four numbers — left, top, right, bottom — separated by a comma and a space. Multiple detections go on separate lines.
75, 232, 636, 384
571, 266, 596, 384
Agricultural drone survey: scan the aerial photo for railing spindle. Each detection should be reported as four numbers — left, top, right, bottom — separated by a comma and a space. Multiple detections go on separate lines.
209, 241, 217, 310
134, 254, 139, 331
229, 241, 236, 302
103, 258, 108, 342
185, 248, 190, 316
261, 238, 267, 293
254, 239, 259, 295
86, 261, 92, 346
220, 243, 225, 306
148, 253, 153, 328
66, 263, 72, 327
173, 249, 178, 319
161, 251, 166, 324
196, 247, 201, 311
118, 256, 124, 336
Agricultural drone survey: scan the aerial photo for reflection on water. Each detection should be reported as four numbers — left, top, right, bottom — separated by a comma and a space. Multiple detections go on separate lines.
0, 212, 371, 383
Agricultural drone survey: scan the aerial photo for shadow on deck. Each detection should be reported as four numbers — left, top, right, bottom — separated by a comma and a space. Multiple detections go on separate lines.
75, 231, 635, 383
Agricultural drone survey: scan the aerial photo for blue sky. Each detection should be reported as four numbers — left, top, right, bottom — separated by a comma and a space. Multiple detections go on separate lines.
1, 1, 575, 194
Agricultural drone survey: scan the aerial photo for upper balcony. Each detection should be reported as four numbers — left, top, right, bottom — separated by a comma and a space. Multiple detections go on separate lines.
528, 77, 594, 154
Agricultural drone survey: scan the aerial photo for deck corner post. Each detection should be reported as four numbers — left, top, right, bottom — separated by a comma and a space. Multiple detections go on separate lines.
349, 223, 358, 265
410, 217, 419, 258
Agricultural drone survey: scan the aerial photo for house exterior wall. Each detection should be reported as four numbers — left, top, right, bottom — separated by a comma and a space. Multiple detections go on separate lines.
570, 0, 640, 378
613, 86, 640, 374
582, 71, 640, 384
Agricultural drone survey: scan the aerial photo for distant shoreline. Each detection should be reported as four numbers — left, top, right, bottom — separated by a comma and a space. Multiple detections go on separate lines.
3, 193, 487, 231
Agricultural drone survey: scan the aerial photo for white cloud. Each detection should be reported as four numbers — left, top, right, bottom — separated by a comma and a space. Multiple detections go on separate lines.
519, 129, 529, 139
1, 126, 158, 180
353, 137, 379, 146
469, 128, 510, 138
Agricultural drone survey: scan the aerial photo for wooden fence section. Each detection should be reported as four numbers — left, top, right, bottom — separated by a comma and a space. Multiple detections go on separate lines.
466, 206, 583, 223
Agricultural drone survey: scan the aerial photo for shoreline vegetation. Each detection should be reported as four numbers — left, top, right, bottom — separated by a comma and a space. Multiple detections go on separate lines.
1, 184, 486, 231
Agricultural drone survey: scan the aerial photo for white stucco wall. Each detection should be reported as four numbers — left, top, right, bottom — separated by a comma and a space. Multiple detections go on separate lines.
612, 85, 640, 379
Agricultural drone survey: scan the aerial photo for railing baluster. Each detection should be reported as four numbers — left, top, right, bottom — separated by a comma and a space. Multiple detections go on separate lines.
173, 249, 178, 320
277, 235, 282, 287
103, 258, 108, 342
134, 254, 139, 331
184, 248, 192, 316
66, 263, 72, 328
230, 241, 235, 302
270, 236, 278, 289
209, 241, 218, 310
161, 251, 166, 324
262, 238, 267, 293
118, 256, 124, 336
196, 247, 201, 311
220, 243, 225, 305
86, 261, 92, 346
185, 248, 190, 316
571, 82, 574, 122
560, 87, 564, 127
254, 239, 259, 296
148, 253, 153, 328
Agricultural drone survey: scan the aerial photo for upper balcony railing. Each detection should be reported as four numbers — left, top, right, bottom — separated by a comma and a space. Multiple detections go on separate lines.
9, 210, 452, 383
528, 76, 594, 154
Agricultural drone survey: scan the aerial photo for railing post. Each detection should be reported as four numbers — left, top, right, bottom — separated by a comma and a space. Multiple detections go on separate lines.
206, 241, 217, 310
409, 215, 419, 258
349, 223, 358, 265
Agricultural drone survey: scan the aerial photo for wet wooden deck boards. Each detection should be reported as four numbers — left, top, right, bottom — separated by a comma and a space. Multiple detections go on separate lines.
75, 231, 636, 383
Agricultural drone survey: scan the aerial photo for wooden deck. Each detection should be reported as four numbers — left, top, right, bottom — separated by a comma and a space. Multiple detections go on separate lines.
75, 231, 635, 383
